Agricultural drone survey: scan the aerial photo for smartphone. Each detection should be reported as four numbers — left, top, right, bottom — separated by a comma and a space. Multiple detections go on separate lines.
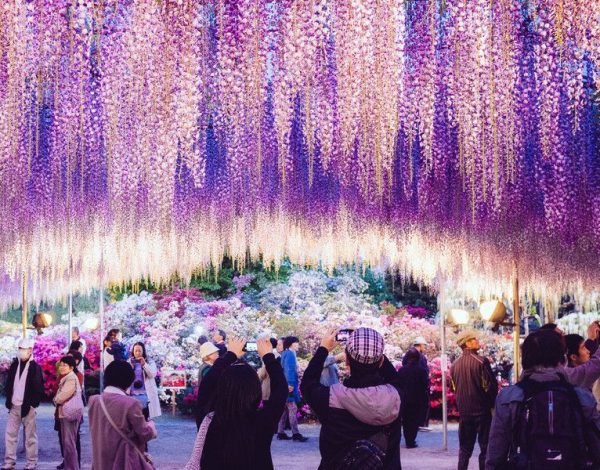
245, 341, 258, 352
335, 329, 354, 342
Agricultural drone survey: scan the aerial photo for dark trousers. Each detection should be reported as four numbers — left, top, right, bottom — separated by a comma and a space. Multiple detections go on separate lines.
402, 405, 420, 446
457, 412, 491, 470
58, 421, 81, 466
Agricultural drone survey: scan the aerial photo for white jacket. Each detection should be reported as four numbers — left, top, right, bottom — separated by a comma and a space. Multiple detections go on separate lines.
141, 360, 161, 419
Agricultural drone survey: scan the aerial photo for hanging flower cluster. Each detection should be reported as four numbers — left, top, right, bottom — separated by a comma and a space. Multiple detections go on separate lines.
0, 0, 599, 306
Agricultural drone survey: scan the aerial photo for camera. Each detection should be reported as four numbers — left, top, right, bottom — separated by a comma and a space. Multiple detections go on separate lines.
335, 329, 354, 342
244, 342, 258, 352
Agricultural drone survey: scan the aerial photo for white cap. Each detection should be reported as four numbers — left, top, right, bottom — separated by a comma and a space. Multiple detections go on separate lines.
18, 338, 35, 349
413, 336, 428, 346
200, 342, 219, 360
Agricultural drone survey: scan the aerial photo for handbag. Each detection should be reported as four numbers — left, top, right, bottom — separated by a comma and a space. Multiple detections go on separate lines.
98, 396, 156, 469
183, 412, 214, 470
62, 380, 84, 422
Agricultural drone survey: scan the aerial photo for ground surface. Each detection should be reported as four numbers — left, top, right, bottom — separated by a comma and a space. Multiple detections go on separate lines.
0, 404, 480, 469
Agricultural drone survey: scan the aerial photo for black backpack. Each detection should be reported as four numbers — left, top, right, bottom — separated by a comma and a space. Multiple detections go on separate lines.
336, 429, 389, 470
507, 377, 588, 470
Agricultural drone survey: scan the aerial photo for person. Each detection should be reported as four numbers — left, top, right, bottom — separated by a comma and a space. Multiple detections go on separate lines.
300, 328, 403, 469
53, 356, 83, 470
129, 342, 161, 421
197, 335, 208, 346
320, 352, 345, 387
69, 328, 86, 376
451, 330, 498, 470
485, 329, 600, 469
212, 329, 227, 358
403, 336, 431, 431
565, 334, 591, 368
102, 329, 120, 370
194, 342, 220, 429
2, 338, 44, 470
186, 337, 287, 470
277, 336, 308, 442
258, 338, 280, 401
538, 322, 600, 388
403, 336, 429, 372
397, 348, 429, 448
55, 350, 84, 470
198, 342, 220, 387
88, 361, 157, 469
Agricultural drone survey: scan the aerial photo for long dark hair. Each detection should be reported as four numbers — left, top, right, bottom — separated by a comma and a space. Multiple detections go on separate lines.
131, 342, 147, 360
209, 362, 261, 468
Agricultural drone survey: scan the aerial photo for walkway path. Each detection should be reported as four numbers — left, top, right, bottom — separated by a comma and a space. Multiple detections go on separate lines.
0, 404, 480, 469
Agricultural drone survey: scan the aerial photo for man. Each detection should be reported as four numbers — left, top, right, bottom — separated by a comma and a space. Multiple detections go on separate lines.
403, 336, 431, 431
540, 322, 600, 388
403, 336, 429, 373
195, 342, 220, 430
486, 329, 600, 469
212, 329, 227, 358
451, 330, 498, 470
277, 336, 308, 442
2, 338, 44, 470
301, 328, 403, 469
88, 361, 156, 469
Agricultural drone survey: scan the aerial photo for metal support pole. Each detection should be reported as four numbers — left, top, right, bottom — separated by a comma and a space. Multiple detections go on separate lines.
68, 290, 73, 345
438, 281, 448, 451
21, 272, 27, 338
512, 262, 520, 381
99, 288, 105, 392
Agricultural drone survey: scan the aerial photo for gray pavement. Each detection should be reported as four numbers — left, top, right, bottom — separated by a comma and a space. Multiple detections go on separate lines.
0, 404, 479, 469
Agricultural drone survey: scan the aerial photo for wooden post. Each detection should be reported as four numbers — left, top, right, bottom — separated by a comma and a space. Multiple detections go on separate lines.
21, 272, 27, 338
512, 262, 520, 381
172, 389, 177, 416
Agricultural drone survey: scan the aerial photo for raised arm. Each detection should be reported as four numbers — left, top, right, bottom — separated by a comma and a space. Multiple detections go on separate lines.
301, 332, 338, 422
142, 359, 157, 379
259, 345, 288, 429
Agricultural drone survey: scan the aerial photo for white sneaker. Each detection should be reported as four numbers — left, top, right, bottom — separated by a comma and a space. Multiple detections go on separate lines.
419, 426, 432, 432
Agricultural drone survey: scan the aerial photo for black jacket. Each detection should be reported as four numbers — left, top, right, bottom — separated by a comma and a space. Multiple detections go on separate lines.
397, 363, 429, 422
196, 352, 287, 469
300, 347, 403, 470
5, 358, 45, 418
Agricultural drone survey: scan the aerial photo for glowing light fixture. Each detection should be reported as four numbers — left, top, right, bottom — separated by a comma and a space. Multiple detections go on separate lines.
450, 308, 470, 326
83, 318, 100, 331
480, 300, 507, 324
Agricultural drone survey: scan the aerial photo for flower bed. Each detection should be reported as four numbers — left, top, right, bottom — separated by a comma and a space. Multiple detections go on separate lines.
0, 271, 513, 419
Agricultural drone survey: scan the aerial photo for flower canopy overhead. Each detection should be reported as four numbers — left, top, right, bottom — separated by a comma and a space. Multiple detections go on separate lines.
0, 0, 599, 305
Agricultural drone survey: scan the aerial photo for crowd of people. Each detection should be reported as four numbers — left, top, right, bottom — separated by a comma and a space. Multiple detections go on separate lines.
4, 321, 600, 469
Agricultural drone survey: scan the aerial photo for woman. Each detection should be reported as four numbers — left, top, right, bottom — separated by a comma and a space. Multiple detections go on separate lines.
129, 342, 161, 420
397, 348, 430, 448
88, 361, 157, 469
186, 337, 287, 470
53, 356, 83, 470
55, 350, 84, 469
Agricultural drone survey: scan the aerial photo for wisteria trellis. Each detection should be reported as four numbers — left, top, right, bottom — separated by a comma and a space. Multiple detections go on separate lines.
0, 0, 599, 305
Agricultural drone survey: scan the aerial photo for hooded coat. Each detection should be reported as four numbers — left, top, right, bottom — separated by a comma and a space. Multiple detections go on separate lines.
300, 346, 403, 470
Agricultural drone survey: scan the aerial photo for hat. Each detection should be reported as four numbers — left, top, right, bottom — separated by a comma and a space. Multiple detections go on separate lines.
456, 330, 479, 347
18, 338, 34, 349
413, 336, 428, 346
200, 342, 219, 360
346, 328, 384, 365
